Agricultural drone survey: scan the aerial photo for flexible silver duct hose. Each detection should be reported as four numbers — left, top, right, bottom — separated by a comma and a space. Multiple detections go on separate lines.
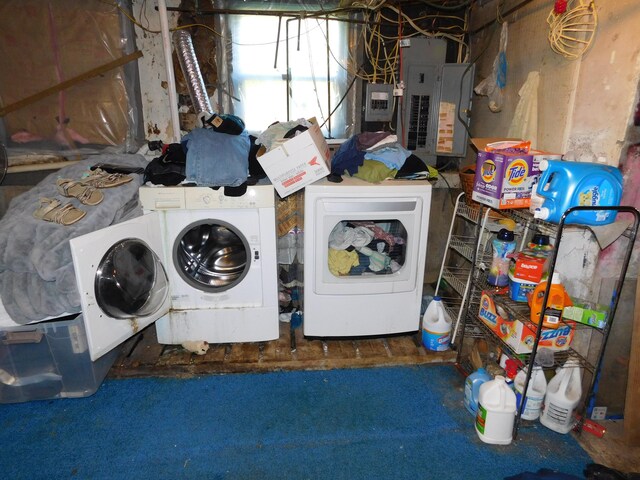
172, 30, 213, 119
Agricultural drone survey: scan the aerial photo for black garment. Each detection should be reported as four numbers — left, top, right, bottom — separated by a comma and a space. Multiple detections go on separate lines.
143, 143, 187, 186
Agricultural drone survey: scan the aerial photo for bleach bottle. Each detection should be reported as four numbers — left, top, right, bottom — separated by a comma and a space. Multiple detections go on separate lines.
514, 365, 547, 421
533, 159, 623, 225
464, 367, 492, 416
475, 375, 517, 445
421, 296, 452, 351
540, 359, 582, 434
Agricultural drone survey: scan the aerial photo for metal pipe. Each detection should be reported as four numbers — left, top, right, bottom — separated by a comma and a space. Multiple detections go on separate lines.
214, 0, 233, 114
470, 0, 535, 35
285, 19, 290, 121
274, 15, 282, 69
326, 16, 331, 136
157, 0, 182, 143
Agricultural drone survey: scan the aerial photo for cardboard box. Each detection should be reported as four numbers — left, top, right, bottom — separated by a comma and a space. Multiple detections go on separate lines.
562, 300, 608, 329
257, 123, 331, 197
478, 290, 575, 355
469, 138, 561, 210
510, 250, 550, 283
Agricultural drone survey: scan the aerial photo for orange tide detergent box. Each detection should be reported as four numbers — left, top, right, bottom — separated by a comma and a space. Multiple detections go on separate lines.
478, 290, 575, 354
471, 141, 539, 209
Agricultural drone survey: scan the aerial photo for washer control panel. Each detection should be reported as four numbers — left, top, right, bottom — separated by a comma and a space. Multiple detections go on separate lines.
140, 185, 275, 210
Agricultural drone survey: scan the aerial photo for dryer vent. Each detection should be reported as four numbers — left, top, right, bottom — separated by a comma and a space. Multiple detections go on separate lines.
173, 30, 213, 122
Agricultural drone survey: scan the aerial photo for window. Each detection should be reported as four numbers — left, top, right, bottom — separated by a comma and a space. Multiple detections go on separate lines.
228, 14, 349, 138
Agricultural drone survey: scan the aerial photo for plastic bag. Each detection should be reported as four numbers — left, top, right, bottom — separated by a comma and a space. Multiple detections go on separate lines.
474, 22, 508, 113
508, 71, 540, 146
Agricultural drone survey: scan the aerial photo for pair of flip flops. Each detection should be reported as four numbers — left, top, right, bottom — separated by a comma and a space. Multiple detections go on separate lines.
33, 169, 134, 226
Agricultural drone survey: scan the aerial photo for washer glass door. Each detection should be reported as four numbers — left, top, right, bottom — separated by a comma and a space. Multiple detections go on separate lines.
95, 238, 169, 319
173, 220, 250, 292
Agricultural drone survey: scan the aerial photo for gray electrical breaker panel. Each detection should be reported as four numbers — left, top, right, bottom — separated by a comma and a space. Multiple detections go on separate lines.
396, 37, 474, 165
365, 83, 395, 122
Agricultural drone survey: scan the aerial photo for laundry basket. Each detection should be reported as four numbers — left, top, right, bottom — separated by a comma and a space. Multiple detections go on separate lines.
459, 164, 480, 208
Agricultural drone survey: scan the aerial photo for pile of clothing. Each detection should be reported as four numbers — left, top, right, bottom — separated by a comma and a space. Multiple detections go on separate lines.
327, 220, 406, 277
330, 131, 438, 183
143, 113, 267, 194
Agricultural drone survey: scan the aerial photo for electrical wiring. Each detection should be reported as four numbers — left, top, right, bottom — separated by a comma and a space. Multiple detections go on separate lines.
116, 0, 466, 86
102, 0, 225, 37
383, 4, 467, 46
416, 0, 473, 12
377, 11, 466, 33
318, 70, 359, 132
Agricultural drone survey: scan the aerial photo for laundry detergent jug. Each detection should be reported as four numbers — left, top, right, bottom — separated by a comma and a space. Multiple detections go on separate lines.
528, 272, 572, 329
464, 367, 492, 416
533, 160, 623, 225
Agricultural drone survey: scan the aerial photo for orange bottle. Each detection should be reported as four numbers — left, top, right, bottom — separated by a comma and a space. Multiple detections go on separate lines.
528, 272, 572, 329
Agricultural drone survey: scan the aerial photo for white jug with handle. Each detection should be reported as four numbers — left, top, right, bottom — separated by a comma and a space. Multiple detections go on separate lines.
540, 359, 582, 434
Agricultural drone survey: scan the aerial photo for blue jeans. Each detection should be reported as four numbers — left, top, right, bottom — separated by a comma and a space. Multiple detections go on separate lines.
183, 128, 249, 187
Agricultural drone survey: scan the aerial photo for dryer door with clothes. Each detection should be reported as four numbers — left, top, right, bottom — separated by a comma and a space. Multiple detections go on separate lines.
70, 212, 171, 361
309, 195, 429, 295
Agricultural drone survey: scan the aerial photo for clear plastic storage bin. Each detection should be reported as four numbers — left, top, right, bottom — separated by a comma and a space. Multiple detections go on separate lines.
0, 315, 118, 403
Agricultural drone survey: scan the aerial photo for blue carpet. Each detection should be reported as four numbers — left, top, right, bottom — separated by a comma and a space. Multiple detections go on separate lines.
0, 365, 591, 479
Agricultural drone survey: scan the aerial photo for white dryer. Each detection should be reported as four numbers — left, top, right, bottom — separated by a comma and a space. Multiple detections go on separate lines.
303, 177, 432, 337
69, 184, 279, 361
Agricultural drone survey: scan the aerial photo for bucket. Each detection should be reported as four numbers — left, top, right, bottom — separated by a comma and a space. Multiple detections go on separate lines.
514, 366, 547, 421
540, 360, 582, 434
533, 159, 623, 225
475, 375, 517, 445
421, 297, 452, 351
464, 367, 492, 416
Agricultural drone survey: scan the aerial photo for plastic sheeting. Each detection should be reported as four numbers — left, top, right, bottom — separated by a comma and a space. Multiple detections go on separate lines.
507, 71, 540, 146
0, 0, 143, 159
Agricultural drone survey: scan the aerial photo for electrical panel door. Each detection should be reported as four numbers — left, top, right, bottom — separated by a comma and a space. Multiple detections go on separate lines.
435, 63, 475, 157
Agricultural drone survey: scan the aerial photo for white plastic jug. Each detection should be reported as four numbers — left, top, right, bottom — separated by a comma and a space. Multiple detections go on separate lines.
421, 296, 452, 351
540, 359, 582, 434
514, 366, 547, 421
475, 375, 517, 445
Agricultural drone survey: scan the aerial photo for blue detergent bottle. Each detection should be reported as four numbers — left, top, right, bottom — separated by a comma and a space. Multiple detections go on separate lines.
533, 160, 623, 225
464, 367, 492, 416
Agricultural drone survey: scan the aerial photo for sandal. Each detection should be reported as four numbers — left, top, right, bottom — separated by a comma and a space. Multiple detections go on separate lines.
56, 178, 104, 205
80, 168, 133, 188
33, 198, 86, 225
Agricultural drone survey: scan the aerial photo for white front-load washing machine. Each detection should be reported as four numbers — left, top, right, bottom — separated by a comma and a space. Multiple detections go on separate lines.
69, 184, 279, 361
